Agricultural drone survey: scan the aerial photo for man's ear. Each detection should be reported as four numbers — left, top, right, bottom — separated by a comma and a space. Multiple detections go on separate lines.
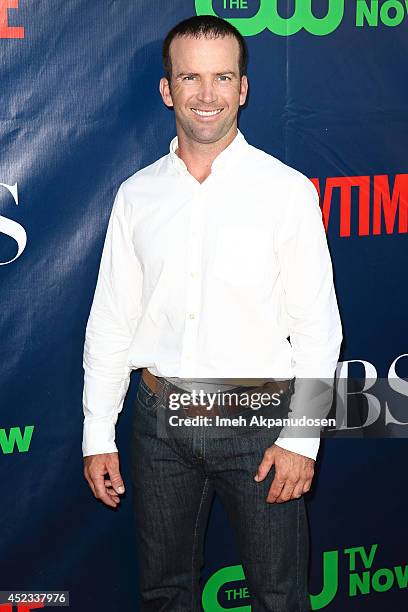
159, 77, 173, 108
239, 75, 248, 106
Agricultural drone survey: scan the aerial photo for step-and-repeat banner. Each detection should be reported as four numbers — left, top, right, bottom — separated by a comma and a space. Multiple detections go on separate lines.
1, 1, 407, 610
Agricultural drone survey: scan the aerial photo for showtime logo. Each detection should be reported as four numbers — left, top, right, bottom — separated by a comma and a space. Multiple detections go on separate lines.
310, 174, 408, 237
0, 0, 24, 38
195, 0, 408, 37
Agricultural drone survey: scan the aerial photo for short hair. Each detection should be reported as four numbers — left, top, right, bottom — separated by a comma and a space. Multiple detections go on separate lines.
162, 15, 248, 82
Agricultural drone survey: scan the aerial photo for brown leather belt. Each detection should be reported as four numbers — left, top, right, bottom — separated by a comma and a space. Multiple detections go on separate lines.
141, 368, 293, 417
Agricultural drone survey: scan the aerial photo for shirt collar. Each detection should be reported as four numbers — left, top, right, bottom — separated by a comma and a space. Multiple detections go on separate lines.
169, 128, 248, 176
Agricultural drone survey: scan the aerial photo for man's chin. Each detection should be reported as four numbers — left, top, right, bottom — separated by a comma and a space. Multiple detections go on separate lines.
188, 124, 233, 145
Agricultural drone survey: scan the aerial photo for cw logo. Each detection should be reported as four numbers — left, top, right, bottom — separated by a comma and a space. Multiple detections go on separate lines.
195, 0, 344, 36
202, 565, 250, 611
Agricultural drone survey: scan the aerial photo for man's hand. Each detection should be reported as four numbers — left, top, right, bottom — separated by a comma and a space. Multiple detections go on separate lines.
254, 444, 315, 504
83, 452, 126, 508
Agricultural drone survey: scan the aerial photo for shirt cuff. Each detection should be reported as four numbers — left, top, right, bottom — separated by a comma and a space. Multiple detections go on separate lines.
273, 436, 320, 460
82, 417, 118, 457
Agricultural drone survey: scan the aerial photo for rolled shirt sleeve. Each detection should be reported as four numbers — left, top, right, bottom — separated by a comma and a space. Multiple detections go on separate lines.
273, 176, 343, 460
82, 184, 143, 457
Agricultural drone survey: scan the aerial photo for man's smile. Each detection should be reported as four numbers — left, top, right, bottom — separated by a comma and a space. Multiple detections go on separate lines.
190, 107, 224, 117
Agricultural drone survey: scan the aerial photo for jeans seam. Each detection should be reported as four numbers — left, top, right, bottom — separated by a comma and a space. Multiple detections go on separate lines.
201, 424, 204, 459
191, 476, 210, 611
137, 389, 157, 413
139, 377, 153, 396
157, 377, 167, 405
296, 498, 301, 610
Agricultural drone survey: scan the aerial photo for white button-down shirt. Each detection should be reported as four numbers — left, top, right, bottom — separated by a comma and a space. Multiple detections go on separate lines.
82, 129, 342, 459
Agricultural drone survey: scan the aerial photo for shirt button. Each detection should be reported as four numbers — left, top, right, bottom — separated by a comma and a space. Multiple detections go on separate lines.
188, 313, 196, 320
190, 271, 198, 279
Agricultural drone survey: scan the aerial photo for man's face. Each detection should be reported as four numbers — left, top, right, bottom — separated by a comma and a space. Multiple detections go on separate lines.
160, 35, 248, 145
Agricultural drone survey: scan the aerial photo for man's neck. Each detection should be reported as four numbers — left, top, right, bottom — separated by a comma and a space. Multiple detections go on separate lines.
175, 126, 238, 184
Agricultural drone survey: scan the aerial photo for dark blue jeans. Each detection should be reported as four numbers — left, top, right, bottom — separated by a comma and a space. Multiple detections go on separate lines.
129, 377, 311, 612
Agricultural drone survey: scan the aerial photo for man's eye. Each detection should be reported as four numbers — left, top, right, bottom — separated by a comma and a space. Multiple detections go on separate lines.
218, 75, 231, 81
183, 75, 196, 81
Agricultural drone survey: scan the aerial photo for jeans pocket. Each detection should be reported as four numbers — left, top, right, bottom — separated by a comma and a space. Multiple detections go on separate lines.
136, 378, 160, 412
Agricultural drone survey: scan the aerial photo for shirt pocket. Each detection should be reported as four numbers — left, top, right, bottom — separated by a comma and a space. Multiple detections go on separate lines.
213, 225, 271, 287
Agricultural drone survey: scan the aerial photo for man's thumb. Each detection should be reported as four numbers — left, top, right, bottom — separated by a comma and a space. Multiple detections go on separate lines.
254, 447, 276, 482
109, 470, 125, 494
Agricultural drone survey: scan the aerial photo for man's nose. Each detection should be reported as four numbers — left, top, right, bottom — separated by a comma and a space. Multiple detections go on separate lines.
197, 79, 217, 104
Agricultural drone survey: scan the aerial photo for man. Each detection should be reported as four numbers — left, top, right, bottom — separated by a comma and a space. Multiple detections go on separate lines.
83, 14, 342, 612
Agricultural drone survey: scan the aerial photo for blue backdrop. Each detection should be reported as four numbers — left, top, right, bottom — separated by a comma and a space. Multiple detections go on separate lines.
1, 1, 407, 610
